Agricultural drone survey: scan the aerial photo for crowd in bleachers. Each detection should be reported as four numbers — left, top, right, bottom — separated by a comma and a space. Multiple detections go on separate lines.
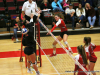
0, 0, 100, 30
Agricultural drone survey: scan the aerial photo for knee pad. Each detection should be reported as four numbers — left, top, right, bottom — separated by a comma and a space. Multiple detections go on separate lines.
64, 41, 68, 45
52, 44, 56, 47
28, 61, 31, 63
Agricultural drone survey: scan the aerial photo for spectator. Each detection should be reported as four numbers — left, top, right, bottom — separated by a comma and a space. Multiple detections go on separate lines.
76, 3, 86, 28
51, 0, 64, 12
40, 0, 51, 10
92, 0, 98, 10
97, 0, 100, 26
85, 3, 96, 29
40, 0, 52, 23
63, 0, 70, 10
13, 17, 20, 43
81, 0, 92, 7
65, 4, 75, 30
99, 11, 100, 26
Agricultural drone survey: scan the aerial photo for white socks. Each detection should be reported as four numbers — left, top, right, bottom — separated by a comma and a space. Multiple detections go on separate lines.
53, 50, 56, 54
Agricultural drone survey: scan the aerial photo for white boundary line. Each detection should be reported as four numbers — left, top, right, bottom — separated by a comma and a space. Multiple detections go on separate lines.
35, 39, 60, 75
38, 19, 89, 75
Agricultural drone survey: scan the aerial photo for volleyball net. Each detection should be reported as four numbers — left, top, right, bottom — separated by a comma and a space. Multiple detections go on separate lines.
36, 19, 89, 75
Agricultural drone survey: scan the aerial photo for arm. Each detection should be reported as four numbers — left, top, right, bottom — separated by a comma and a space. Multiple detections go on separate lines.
59, 0, 63, 3
76, 8, 80, 17
47, 19, 61, 35
51, 2, 57, 9
22, 2, 26, 16
65, 9, 69, 15
83, 8, 86, 16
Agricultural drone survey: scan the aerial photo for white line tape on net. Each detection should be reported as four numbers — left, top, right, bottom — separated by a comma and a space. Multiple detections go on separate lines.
38, 19, 89, 75
34, 39, 60, 75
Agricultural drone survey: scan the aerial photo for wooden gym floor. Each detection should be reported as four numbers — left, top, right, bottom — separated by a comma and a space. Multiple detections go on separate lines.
0, 33, 100, 75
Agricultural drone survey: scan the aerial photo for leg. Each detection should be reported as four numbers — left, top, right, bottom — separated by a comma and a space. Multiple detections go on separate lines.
99, 15, 100, 26
71, 16, 75, 30
26, 55, 31, 69
54, 7, 64, 12
29, 53, 40, 74
13, 28, 18, 39
63, 34, 73, 54
89, 62, 96, 75
91, 16, 96, 26
79, 15, 85, 27
50, 36, 62, 57
13, 28, 18, 42
53, 35, 62, 51
88, 16, 92, 26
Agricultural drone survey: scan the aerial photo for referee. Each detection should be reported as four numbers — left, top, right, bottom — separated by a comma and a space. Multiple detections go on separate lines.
22, 0, 38, 21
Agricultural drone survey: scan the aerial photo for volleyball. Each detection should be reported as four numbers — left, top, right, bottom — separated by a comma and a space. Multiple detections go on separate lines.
22, 28, 27, 33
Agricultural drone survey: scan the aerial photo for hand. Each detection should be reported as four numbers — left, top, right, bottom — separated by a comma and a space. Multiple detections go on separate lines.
46, 32, 50, 35
68, 48, 73, 54
52, 22, 55, 25
26, 20, 30, 24
86, 7, 88, 10
18, 28, 20, 30
71, 14, 73, 17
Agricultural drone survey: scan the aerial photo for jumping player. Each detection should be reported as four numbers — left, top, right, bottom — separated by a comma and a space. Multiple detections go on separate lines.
22, 13, 42, 75
74, 45, 88, 75
46, 15, 73, 57
84, 37, 97, 75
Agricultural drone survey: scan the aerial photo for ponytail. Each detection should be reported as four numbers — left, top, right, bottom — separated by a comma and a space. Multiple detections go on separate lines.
84, 37, 89, 46
77, 45, 88, 65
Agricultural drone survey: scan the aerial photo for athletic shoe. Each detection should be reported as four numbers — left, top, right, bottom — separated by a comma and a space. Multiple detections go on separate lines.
27, 69, 33, 74
49, 53, 57, 57
90, 26, 93, 29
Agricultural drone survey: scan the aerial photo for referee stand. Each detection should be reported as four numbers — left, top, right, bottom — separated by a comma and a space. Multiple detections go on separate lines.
19, 22, 42, 68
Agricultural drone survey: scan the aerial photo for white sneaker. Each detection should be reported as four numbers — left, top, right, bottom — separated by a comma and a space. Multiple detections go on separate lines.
90, 26, 93, 29
27, 69, 33, 74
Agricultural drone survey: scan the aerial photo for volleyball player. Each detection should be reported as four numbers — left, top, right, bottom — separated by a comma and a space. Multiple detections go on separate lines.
46, 15, 73, 57
84, 37, 97, 75
22, 13, 42, 75
74, 45, 88, 75
84, 37, 89, 60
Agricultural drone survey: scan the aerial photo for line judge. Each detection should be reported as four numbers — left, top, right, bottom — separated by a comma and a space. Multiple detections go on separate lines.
22, 0, 39, 21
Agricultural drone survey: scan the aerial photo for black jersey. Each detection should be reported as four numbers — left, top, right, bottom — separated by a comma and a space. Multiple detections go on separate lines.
22, 15, 37, 47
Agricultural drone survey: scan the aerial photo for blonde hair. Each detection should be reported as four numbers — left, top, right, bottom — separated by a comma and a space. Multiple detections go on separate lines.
85, 3, 91, 8
42, 0, 48, 3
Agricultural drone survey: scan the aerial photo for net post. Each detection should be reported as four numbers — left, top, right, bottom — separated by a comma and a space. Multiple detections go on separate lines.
19, 34, 23, 62
36, 22, 42, 67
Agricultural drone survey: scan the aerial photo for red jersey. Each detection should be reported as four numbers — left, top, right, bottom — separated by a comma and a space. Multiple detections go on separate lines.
84, 46, 89, 60
74, 54, 88, 75
88, 43, 97, 62
51, 19, 68, 32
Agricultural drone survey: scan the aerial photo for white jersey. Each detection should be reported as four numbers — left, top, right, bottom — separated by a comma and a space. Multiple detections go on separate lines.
22, 1, 38, 17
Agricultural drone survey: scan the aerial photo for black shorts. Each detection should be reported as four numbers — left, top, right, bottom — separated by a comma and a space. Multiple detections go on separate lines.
24, 47, 35, 55
90, 61, 96, 63
60, 31, 68, 38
